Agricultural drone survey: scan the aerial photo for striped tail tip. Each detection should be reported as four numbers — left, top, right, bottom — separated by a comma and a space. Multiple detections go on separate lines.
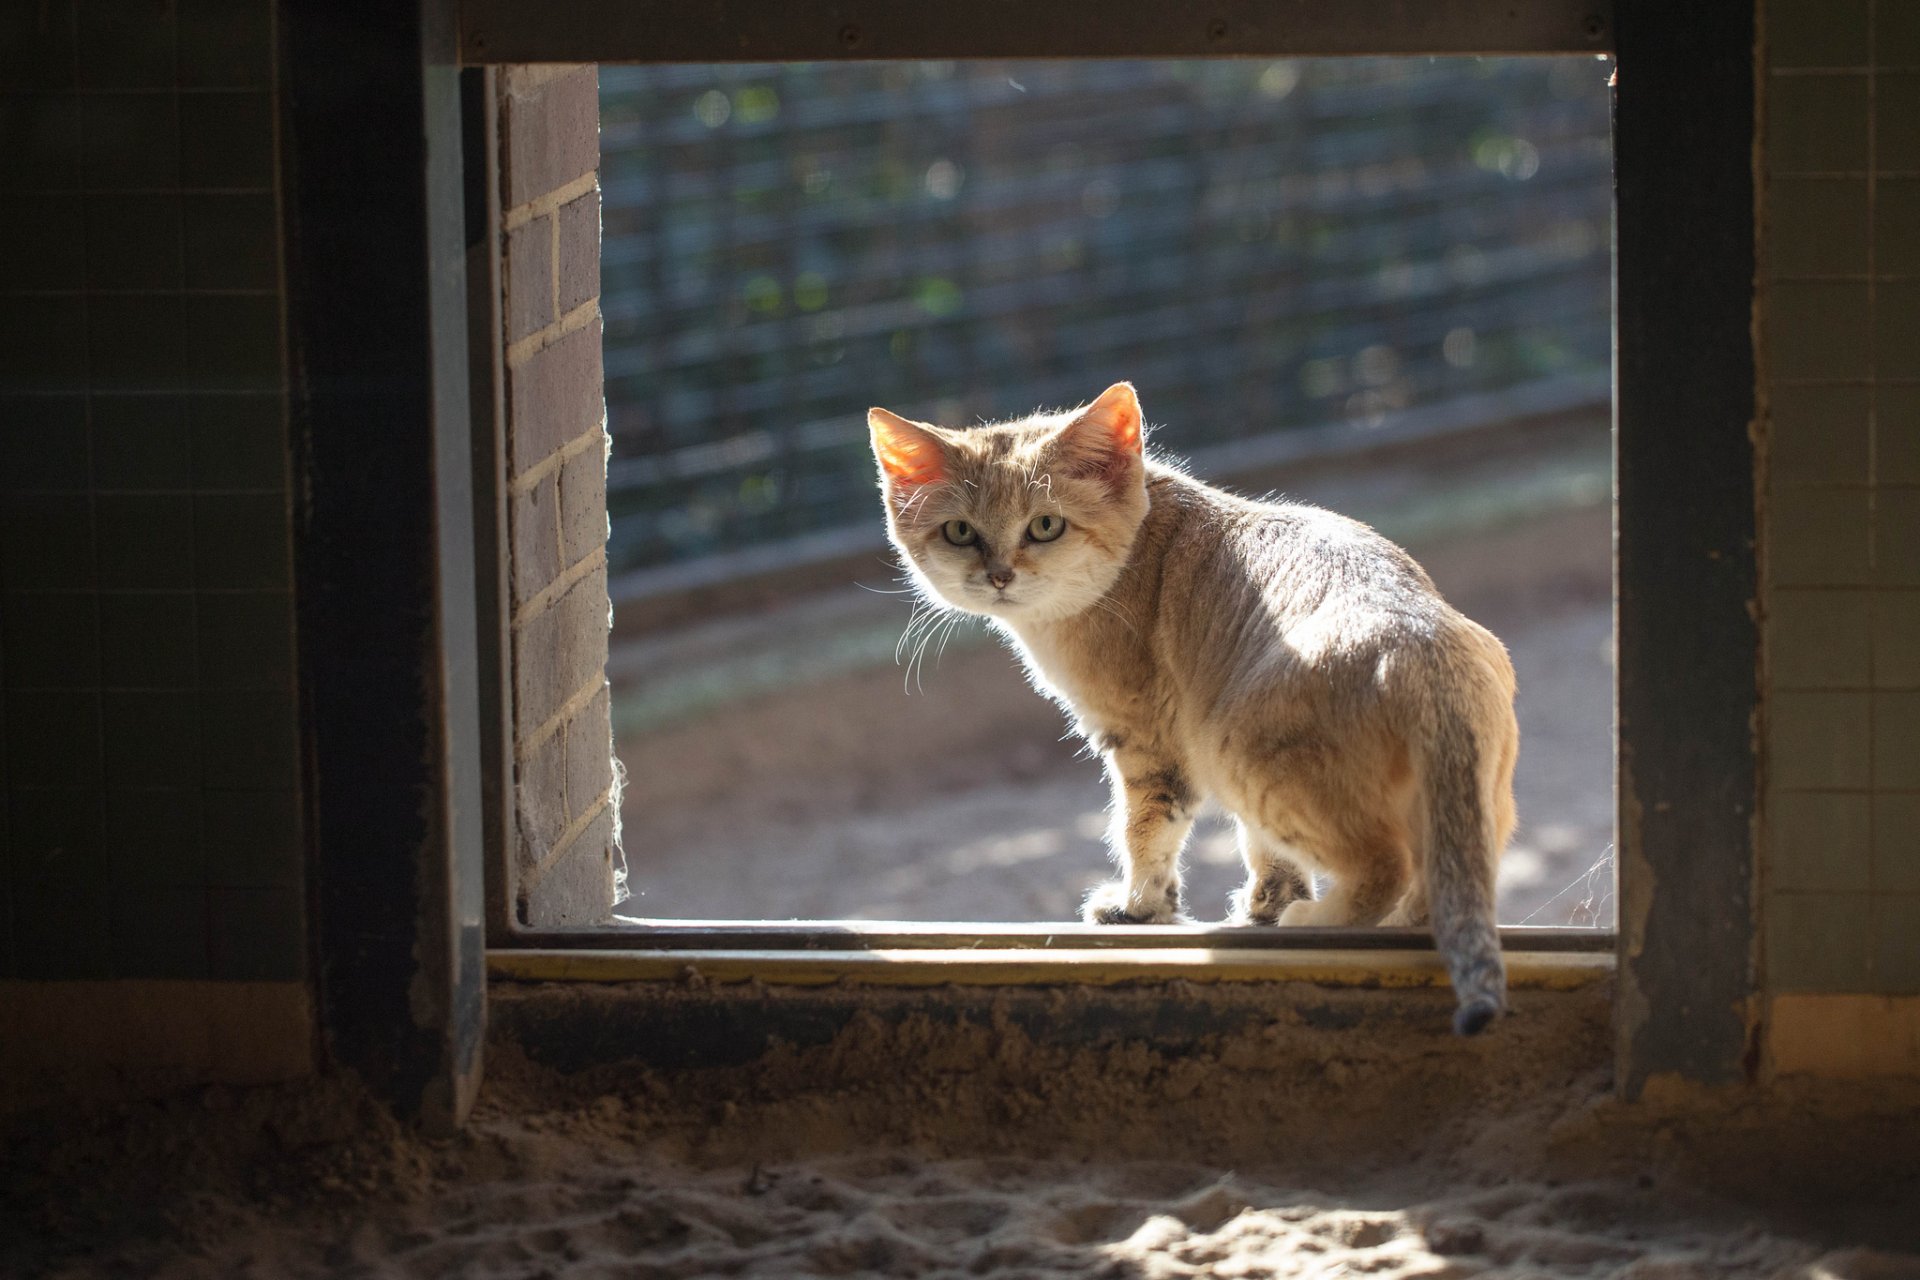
1452, 997, 1502, 1037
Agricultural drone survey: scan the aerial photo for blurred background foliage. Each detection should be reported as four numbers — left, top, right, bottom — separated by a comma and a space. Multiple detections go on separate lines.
598, 58, 1612, 579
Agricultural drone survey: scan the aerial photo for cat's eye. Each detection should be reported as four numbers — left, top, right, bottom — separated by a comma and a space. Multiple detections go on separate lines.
1027, 514, 1067, 542
942, 520, 978, 546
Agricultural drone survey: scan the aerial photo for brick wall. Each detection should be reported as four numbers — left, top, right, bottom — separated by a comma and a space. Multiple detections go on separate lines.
0, 0, 309, 1090
1760, 0, 1920, 1074
496, 65, 623, 926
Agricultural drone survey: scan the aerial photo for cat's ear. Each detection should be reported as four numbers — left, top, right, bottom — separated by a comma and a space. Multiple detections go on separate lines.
1054, 383, 1144, 483
869, 408, 947, 487
1079, 382, 1144, 454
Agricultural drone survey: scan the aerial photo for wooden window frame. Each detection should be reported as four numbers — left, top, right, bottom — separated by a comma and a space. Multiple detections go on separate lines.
464, 2, 1761, 1098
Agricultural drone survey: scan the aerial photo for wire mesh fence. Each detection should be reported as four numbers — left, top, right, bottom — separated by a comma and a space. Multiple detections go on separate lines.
599, 57, 1612, 584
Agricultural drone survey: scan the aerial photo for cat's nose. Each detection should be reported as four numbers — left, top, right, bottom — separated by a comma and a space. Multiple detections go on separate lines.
987, 566, 1015, 589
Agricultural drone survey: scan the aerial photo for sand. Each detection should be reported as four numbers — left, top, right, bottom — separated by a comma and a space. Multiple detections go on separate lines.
8, 1042, 1919, 1277
9, 979, 1920, 1279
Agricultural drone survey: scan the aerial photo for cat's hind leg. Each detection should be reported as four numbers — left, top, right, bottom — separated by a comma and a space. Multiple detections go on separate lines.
1083, 755, 1196, 925
1276, 823, 1412, 927
1226, 819, 1314, 925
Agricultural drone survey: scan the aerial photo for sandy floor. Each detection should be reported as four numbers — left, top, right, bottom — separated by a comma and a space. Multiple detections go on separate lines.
615, 505, 1615, 927
8, 1043, 1918, 1280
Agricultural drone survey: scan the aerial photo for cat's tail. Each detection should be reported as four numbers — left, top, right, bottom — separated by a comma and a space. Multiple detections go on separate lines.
1422, 694, 1507, 1036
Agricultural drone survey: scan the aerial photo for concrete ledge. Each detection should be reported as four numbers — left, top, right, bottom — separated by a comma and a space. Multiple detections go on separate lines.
488, 968, 1614, 1088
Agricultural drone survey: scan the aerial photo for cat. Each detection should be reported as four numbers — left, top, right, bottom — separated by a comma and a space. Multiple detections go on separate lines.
868, 383, 1519, 1034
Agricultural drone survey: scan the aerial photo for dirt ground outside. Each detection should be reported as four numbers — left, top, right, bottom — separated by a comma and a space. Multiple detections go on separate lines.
611, 428, 1615, 928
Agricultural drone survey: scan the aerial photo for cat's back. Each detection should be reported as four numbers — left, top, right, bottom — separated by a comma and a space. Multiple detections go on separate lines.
1141, 468, 1442, 626
1125, 467, 1512, 718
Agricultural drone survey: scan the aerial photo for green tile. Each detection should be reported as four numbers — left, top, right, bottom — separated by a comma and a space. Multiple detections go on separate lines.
103, 689, 202, 787
1768, 0, 1870, 68
1768, 588, 1872, 687
208, 886, 306, 981
1870, 896, 1920, 993
1879, 74, 1920, 172
0, 396, 89, 492
203, 789, 302, 887
1875, 592, 1920, 689
112, 887, 208, 980
197, 591, 292, 689
0, 194, 86, 291
1766, 74, 1869, 173
179, 92, 274, 188
1877, 489, 1920, 587
1766, 178, 1868, 276
1875, 794, 1920, 893
76, 0, 177, 89
1881, 387, 1920, 485
6, 690, 103, 788
96, 493, 194, 589
92, 395, 192, 490
11, 887, 112, 979
0, 97, 82, 191
193, 493, 287, 588
190, 395, 287, 489
1, 592, 100, 689
0, 295, 89, 396
1883, 4, 1920, 67
88, 295, 187, 393
0, 493, 94, 589
199, 690, 296, 789
1873, 689, 1920, 789
1769, 789, 1872, 892
1768, 281, 1871, 379
106, 787, 206, 886
80, 94, 181, 191
182, 295, 282, 391
1876, 282, 1920, 380
1770, 689, 1872, 789
178, 0, 272, 88
1767, 487, 1872, 586
6, 788, 104, 886
183, 194, 279, 290
1881, 180, 1920, 279
84, 194, 184, 290
98, 591, 197, 687
1766, 891, 1874, 990
1769, 384, 1869, 487
0, 0, 77, 94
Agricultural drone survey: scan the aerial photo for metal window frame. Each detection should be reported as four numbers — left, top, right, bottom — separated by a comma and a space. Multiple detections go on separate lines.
455, 0, 1761, 1097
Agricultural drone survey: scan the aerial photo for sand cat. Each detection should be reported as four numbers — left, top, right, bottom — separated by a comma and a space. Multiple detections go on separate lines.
869, 383, 1519, 1034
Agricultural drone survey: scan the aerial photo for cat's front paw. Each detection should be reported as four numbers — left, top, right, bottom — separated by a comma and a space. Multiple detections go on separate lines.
1082, 879, 1183, 925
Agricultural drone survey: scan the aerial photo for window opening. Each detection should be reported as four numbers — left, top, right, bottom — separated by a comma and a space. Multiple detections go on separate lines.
587, 56, 1615, 930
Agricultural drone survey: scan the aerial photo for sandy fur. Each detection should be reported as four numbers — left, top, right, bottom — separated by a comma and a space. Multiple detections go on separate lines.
872, 385, 1520, 1031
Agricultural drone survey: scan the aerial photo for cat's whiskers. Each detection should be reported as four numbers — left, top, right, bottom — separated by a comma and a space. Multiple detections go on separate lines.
903, 608, 955, 693
895, 601, 942, 664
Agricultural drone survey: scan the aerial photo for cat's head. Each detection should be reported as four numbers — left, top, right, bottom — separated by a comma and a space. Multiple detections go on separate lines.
868, 383, 1150, 624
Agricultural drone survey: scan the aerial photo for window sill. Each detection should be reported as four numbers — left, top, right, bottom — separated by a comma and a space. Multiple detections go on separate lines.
488, 941, 1613, 990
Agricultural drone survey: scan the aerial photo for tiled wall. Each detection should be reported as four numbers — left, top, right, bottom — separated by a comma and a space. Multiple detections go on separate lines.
0, 1, 304, 985
1763, 0, 1920, 995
